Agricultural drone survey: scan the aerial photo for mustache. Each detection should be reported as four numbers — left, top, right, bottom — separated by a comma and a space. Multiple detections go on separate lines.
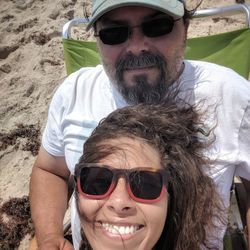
116, 52, 165, 72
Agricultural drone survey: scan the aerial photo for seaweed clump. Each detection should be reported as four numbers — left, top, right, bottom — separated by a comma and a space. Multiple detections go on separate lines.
0, 196, 34, 249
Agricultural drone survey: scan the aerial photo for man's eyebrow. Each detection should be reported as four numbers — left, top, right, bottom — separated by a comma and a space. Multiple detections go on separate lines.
100, 11, 170, 25
100, 16, 126, 25
146, 11, 171, 19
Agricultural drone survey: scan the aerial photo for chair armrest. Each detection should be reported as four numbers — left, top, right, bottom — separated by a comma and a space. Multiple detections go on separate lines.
62, 18, 89, 39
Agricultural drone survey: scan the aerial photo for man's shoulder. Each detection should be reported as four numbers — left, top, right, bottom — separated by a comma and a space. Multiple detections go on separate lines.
56, 65, 108, 94
184, 60, 249, 88
182, 60, 250, 105
49, 65, 110, 108
185, 60, 239, 75
65, 65, 107, 86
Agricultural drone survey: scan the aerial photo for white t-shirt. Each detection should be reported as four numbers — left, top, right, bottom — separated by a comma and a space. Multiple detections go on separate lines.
42, 60, 250, 249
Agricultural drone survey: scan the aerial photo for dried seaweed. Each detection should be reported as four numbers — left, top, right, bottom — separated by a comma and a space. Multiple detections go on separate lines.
0, 123, 40, 156
0, 196, 34, 249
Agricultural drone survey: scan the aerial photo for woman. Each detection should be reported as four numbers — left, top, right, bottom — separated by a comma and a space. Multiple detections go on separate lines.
74, 102, 225, 250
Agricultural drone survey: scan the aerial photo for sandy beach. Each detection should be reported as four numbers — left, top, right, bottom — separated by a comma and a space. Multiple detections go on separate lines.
0, 0, 249, 248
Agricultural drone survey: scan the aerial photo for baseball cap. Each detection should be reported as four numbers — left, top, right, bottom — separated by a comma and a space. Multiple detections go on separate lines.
86, 0, 185, 30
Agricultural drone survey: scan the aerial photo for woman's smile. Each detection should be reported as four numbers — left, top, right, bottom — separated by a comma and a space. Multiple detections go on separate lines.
99, 221, 145, 239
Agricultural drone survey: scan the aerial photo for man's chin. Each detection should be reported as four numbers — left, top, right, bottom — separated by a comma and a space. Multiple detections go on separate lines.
123, 68, 159, 87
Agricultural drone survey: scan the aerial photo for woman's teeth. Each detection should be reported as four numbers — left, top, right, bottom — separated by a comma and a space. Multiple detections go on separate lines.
102, 223, 140, 235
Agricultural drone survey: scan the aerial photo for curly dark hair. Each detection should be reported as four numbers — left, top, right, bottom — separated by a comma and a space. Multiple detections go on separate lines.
76, 101, 225, 250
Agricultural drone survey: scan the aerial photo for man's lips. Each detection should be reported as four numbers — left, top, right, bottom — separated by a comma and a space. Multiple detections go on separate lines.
124, 65, 156, 71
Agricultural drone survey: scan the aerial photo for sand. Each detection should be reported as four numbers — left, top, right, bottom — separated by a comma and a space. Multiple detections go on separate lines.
0, 0, 249, 249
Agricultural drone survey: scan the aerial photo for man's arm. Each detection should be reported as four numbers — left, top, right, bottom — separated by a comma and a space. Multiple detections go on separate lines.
29, 146, 73, 249
241, 178, 250, 249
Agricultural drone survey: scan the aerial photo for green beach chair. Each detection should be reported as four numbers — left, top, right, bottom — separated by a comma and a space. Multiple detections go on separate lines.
61, 3, 250, 250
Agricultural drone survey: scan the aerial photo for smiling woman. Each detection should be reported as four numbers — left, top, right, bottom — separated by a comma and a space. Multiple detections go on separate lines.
76, 138, 168, 250
74, 101, 225, 250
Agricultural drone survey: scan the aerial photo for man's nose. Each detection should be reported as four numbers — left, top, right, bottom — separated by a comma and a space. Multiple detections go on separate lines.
105, 177, 136, 215
126, 26, 149, 55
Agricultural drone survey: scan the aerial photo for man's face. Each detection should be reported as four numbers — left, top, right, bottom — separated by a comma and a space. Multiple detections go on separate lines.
96, 6, 188, 104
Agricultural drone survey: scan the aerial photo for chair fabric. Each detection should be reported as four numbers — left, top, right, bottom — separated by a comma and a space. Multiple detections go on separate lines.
63, 28, 250, 79
63, 39, 99, 75
185, 28, 250, 79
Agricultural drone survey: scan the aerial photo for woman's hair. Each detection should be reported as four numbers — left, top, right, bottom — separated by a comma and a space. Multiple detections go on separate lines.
76, 100, 225, 250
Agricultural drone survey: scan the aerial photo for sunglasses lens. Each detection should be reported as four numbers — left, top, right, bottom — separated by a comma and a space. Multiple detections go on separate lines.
99, 26, 129, 45
80, 167, 113, 195
129, 171, 163, 200
143, 18, 174, 37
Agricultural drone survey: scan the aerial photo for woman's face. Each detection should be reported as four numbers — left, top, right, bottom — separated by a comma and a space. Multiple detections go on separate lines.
77, 137, 168, 250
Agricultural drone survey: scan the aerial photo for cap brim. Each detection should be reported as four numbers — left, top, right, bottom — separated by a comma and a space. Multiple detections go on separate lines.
86, 0, 184, 31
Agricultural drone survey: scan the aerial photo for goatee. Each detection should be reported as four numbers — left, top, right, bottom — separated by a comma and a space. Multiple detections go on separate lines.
115, 51, 171, 105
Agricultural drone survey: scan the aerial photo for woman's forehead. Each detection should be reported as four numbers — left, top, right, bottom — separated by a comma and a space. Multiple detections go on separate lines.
98, 137, 162, 170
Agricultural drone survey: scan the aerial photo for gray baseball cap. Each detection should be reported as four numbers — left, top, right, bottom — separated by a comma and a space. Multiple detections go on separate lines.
86, 0, 185, 30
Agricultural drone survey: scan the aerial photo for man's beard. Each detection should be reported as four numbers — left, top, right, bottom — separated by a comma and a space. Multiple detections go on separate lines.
114, 52, 172, 105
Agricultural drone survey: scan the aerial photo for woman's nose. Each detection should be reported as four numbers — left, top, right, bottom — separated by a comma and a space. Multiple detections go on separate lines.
105, 177, 136, 215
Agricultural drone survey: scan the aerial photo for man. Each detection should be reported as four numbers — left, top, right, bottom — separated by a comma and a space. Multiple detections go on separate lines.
30, 0, 250, 249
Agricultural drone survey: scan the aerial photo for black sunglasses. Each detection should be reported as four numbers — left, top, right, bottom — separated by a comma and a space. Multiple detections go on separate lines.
94, 17, 180, 45
75, 163, 169, 204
